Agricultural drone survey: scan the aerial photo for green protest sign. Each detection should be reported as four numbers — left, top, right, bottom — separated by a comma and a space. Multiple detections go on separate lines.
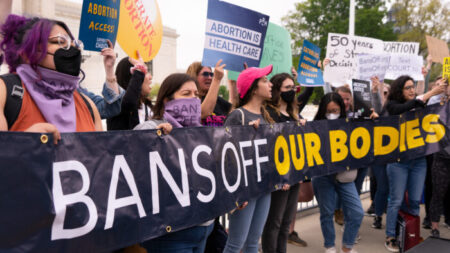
227, 22, 292, 81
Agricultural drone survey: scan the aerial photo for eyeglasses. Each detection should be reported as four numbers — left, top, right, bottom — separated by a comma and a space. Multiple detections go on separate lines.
201, 72, 214, 78
48, 33, 84, 51
403, 85, 415, 91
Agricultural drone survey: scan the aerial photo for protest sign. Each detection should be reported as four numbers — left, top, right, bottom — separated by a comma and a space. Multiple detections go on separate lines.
324, 33, 384, 85
356, 54, 390, 81
383, 41, 419, 55
202, 0, 270, 72
385, 54, 424, 81
78, 0, 120, 51
0, 103, 449, 252
352, 79, 372, 118
426, 35, 450, 64
444, 57, 450, 80
297, 40, 324, 86
116, 0, 163, 61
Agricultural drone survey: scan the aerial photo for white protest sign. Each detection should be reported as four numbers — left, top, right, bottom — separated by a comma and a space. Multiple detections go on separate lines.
324, 33, 383, 85
385, 54, 424, 81
356, 54, 391, 81
383, 41, 420, 55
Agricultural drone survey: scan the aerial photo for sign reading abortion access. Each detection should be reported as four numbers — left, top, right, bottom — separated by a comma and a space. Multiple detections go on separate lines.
297, 40, 324, 86
116, 0, 163, 61
384, 54, 424, 81
202, 0, 270, 72
78, 0, 120, 51
356, 54, 390, 81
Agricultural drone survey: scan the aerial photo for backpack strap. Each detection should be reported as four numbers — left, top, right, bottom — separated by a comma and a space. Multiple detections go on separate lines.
78, 92, 95, 123
0, 74, 23, 129
237, 108, 245, 126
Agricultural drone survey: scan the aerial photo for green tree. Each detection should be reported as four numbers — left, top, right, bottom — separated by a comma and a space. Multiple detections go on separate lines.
218, 85, 229, 101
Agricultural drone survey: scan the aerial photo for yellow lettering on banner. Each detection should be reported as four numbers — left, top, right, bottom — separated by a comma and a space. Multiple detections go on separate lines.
422, 114, 446, 143
406, 118, 425, 149
329, 130, 348, 162
350, 127, 371, 159
374, 127, 399, 156
399, 122, 406, 152
274, 136, 290, 175
304, 133, 324, 167
289, 135, 305, 171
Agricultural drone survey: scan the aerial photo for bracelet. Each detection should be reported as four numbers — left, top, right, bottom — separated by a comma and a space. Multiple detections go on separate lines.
130, 64, 148, 75
106, 76, 117, 84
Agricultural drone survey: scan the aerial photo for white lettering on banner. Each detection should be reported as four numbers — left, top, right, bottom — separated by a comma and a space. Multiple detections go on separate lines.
254, 139, 269, 182
383, 41, 419, 55
51, 161, 98, 240
206, 19, 262, 46
104, 155, 146, 230
385, 55, 424, 81
356, 54, 391, 81
239, 141, 253, 186
205, 35, 261, 60
192, 145, 216, 203
150, 149, 190, 214
221, 142, 242, 193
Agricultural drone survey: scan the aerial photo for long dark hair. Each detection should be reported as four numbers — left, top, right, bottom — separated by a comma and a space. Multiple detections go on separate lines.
152, 73, 197, 120
237, 77, 274, 124
314, 92, 346, 121
387, 75, 414, 103
268, 73, 299, 120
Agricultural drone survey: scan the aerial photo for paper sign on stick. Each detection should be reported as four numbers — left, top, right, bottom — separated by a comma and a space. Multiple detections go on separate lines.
385, 54, 424, 81
426, 35, 450, 64
356, 54, 390, 81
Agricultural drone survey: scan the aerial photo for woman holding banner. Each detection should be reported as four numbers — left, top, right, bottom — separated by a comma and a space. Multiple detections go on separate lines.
383, 75, 446, 252
222, 65, 274, 253
0, 14, 102, 136
312, 92, 364, 253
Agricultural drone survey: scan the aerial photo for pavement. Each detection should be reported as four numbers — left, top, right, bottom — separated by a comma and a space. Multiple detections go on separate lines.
287, 195, 450, 253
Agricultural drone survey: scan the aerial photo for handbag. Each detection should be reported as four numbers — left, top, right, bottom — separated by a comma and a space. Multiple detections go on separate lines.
336, 169, 357, 183
204, 218, 228, 253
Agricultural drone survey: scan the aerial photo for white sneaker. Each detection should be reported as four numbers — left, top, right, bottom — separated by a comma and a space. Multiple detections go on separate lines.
340, 249, 358, 253
325, 247, 337, 253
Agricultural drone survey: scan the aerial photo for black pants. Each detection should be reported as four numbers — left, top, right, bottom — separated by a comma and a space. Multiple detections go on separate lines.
430, 154, 450, 223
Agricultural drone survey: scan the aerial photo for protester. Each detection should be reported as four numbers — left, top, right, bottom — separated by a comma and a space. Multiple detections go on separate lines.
383, 75, 445, 252
312, 92, 364, 253
106, 52, 153, 130
0, 14, 102, 135
186, 60, 230, 126
223, 65, 274, 253
261, 72, 306, 253
136, 73, 214, 253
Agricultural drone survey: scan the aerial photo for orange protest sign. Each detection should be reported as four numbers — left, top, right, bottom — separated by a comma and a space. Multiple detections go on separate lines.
117, 0, 163, 61
426, 35, 450, 64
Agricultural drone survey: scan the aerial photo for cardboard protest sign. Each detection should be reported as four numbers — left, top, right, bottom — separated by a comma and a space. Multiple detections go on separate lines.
202, 0, 270, 72
78, 0, 120, 51
383, 41, 419, 55
117, 0, 163, 61
426, 35, 450, 64
444, 57, 450, 81
324, 33, 383, 85
385, 54, 424, 81
297, 40, 324, 86
352, 79, 372, 118
356, 54, 390, 81
227, 22, 292, 81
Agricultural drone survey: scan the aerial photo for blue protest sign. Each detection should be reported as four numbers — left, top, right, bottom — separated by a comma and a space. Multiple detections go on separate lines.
202, 0, 270, 72
297, 40, 324, 86
78, 0, 120, 51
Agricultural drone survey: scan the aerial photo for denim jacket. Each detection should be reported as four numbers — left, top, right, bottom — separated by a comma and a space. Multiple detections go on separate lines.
78, 83, 125, 119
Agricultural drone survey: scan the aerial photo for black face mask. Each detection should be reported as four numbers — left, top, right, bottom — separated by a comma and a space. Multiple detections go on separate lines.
280, 90, 295, 103
48, 46, 82, 76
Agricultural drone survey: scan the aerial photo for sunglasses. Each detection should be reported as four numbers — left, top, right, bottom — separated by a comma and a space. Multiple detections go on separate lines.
201, 72, 214, 78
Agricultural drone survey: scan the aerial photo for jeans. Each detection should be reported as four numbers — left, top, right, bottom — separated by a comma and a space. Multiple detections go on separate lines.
335, 167, 368, 210
385, 158, 426, 237
141, 223, 214, 253
223, 193, 271, 253
312, 175, 364, 249
262, 183, 301, 253
372, 164, 389, 217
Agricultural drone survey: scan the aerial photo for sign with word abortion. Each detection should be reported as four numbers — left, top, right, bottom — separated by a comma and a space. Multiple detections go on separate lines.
202, 0, 270, 72
426, 35, 450, 64
356, 54, 391, 81
78, 0, 120, 51
117, 0, 163, 61
297, 40, 324, 86
352, 79, 372, 118
444, 57, 450, 81
383, 41, 419, 55
0, 104, 449, 252
385, 54, 424, 81
324, 33, 384, 85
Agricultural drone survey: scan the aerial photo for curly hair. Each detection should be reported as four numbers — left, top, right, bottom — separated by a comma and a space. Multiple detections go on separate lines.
387, 75, 414, 103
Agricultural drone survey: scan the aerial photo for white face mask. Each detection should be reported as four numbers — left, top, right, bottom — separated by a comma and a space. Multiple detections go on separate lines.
326, 113, 340, 120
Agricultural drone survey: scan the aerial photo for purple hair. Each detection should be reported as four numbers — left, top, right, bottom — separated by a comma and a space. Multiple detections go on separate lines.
0, 14, 73, 73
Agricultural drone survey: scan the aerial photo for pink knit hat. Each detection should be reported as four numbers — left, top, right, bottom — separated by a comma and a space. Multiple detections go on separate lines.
237, 65, 273, 99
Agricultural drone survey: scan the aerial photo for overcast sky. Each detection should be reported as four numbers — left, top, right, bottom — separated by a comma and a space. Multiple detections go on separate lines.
70, 0, 299, 69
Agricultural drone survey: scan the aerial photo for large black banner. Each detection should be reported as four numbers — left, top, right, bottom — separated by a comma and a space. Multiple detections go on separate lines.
0, 103, 449, 253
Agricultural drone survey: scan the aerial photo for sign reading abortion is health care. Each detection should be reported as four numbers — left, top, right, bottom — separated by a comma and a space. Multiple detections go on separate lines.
78, 0, 120, 51
202, 0, 270, 72
297, 40, 324, 87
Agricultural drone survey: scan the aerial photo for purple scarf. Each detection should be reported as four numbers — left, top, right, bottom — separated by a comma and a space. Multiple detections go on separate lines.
16, 64, 79, 132
164, 98, 202, 128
